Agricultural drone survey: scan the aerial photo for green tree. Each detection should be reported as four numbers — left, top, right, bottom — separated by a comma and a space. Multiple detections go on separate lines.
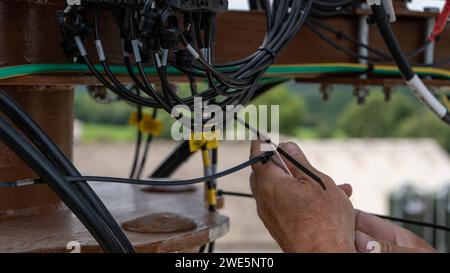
75, 91, 135, 125
338, 92, 416, 137
396, 112, 450, 152
251, 84, 307, 136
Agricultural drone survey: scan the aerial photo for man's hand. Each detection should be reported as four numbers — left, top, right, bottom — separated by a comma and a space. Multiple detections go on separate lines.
354, 210, 436, 253
249, 141, 356, 253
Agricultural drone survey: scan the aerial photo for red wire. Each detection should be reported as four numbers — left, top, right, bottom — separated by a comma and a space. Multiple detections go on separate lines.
429, 0, 450, 42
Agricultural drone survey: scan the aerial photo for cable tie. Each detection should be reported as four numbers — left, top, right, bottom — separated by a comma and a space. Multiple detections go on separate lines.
154, 53, 162, 68
161, 49, 169, 67
131, 39, 142, 63
0, 179, 41, 188
16, 179, 39, 187
259, 151, 275, 165
257, 47, 276, 61
95, 40, 106, 62
121, 39, 130, 57
367, 14, 390, 25
74, 36, 87, 57
186, 44, 200, 59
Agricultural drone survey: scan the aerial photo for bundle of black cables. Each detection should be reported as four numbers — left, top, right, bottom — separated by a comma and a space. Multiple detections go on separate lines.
310, 0, 358, 18
0, 90, 134, 253
58, 0, 313, 127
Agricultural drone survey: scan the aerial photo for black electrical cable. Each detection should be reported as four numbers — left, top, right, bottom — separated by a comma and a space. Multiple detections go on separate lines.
216, 190, 450, 232
179, 0, 310, 100
202, 14, 247, 97
370, 8, 418, 79
0, 90, 134, 253
208, 146, 219, 253
92, 9, 170, 109
236, 116, 326, 190
0, 115, 125, 252
59, 1, 320, 119
66, 10, 161, 108
370, 3, 450, 124
218, 190, 253, 198
136, 134, 153, 179
75, 43, 162, 109
188, 75, 199, 96
64, 0, 313, 120
135, 108, 158, 179
129, 88, 143, 179
374, 214, 450, 232
5, 174, 450, 234
127, 14, 175, 112
208, 242, 215, 253
276, 147, 326, 190
309, 0, 358, 18
305, 21, 389, 63
306, 17, 438, 66
69, 12, 168, 110
306, 18, 392, 61
65, 151, 275, 186
198, 244, 206, 253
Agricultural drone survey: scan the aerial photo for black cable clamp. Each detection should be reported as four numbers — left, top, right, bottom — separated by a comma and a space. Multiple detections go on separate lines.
335, 30, 344, 40
257, 46, 276, 63
56, 8, 91, 61
259, 151, 275, 165
367, 14, 390, 25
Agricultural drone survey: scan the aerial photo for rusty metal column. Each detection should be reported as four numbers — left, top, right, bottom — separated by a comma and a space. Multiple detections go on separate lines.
0, 85, 74, 218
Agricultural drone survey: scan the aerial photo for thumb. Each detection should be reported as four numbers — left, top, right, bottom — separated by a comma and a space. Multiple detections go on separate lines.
338, 183, 352, 197
355, 231, 420, 253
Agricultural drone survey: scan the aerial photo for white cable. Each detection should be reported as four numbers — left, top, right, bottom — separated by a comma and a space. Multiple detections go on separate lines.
407, 75, 447, 118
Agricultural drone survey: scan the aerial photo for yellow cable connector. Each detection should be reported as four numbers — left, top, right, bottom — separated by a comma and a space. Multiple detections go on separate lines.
207, 188, 217, 207
201, 148, 211, 167
188, 131, 220, 153
128, 111, 140, 126
139, 115, 163, 136
128, 112, 163, 136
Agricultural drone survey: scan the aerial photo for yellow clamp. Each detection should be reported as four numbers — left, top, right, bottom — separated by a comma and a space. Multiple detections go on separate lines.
188, 131, 219, 153
201, 148, 211, 167
128, 112, 163, 136
128, 111, 140, 126
207, 188, 217, 206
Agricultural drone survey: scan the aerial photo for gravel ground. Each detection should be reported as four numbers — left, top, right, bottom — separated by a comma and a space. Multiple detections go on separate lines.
74, 138, 450, 252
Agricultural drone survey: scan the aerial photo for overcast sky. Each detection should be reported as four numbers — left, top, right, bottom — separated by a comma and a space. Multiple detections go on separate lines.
228, 0, 446, 11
